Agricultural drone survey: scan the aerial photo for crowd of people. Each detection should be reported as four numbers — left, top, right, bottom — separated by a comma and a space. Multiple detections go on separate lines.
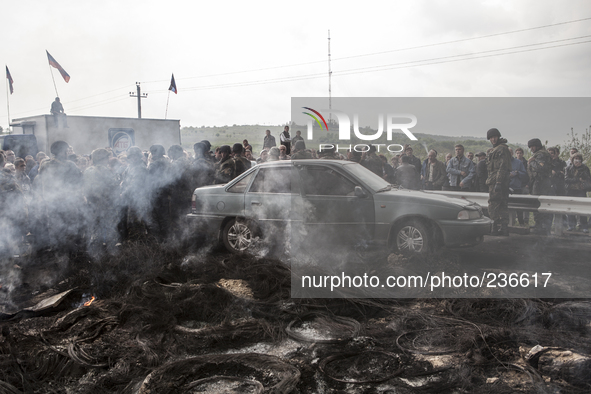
0, 126, 589, 257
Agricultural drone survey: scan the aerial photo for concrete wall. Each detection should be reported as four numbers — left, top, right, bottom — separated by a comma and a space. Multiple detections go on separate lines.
11, 115, 181, 155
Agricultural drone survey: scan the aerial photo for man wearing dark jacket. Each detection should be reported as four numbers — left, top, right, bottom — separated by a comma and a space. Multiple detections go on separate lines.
263, 130, 277, 149
404, 145, 422, 185
421, 150, 447, 190
232, 143, 252, 177
475, 152, 488, 192
528, 138, 553, 234
548, 146, 566, 196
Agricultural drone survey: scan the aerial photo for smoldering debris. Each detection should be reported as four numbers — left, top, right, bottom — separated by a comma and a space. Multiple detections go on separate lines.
286, 312, 361, 344
319, 350, 403, 383
135, 354, 301, 394
0, 243, 590, 393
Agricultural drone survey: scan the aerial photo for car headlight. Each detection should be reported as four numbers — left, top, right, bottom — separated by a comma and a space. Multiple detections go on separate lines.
457, 209, 481, 220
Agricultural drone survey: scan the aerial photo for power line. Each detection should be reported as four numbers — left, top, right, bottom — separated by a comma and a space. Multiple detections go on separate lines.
67, 96, 130, 113
141, 16, 591, 84
334, 34, 591, 75
336, 40, 591, 77
332, 17, 591, 62
144, 36, 591, 92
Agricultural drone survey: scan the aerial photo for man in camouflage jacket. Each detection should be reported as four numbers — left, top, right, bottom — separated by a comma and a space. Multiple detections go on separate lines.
214, 145, 236, 184
485, 128, 512, 236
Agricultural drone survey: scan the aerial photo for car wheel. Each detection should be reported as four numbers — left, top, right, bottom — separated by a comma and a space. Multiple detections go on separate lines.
392, 220, 431, 254
222, 219, 254, 254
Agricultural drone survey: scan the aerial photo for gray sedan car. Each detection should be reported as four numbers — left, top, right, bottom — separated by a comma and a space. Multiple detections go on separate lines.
188, 160, 492, 254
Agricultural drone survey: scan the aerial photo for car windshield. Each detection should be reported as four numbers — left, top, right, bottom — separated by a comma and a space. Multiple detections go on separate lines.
341, 162, 391, 192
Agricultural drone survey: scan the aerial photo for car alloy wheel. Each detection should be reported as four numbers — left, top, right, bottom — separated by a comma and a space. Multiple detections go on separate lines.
395, 221, 430, 254
223, 219, 253, 253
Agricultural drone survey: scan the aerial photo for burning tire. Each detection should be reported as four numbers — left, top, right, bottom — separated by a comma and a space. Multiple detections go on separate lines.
391, 220, 432, 254
222, 218, 254, 254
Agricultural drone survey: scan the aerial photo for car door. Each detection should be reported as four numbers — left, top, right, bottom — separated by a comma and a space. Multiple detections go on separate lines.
296, 164, 375, 247
244, 165, 294, 232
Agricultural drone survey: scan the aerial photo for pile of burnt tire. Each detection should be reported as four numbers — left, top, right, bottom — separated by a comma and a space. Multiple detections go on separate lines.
1, 244, 591, 393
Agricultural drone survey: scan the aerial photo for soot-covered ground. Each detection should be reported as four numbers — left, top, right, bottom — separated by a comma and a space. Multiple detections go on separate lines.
1, 235, 590, 393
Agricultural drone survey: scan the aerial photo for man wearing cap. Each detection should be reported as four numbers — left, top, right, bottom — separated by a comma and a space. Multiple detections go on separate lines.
486, 128, 512, 236
214, 145, 236, 184
527, 138, 553, 234
508, 148, 528, 226
404, 145, 422, 182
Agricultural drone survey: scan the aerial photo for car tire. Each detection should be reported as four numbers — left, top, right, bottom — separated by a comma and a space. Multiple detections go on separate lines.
391, 220, 432, 254
222, 218, 254, 254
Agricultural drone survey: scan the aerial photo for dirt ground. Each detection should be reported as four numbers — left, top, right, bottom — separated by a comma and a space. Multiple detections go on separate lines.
1, 233, 590, 393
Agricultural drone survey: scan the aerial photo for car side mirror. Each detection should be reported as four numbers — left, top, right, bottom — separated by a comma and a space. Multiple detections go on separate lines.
354, 186, 367, 198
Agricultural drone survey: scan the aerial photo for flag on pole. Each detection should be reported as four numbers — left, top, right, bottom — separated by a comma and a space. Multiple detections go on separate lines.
46, 50, 70, 83
6, 66, 14, 94
168, 73, 177, 94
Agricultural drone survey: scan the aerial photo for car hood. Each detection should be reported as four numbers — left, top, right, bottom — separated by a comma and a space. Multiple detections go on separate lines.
375, 188, 480, 209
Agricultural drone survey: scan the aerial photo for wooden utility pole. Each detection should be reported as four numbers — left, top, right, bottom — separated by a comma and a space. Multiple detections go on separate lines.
129, 82, 148, 118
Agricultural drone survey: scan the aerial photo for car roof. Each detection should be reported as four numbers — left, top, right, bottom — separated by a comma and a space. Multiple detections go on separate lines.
257, 159, 352, 167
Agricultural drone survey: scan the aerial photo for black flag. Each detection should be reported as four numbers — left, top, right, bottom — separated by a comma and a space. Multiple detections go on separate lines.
169, 74, 177, 94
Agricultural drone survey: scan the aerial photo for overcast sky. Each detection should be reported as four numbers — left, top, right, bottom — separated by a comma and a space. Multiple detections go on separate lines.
2, 0, 590, 146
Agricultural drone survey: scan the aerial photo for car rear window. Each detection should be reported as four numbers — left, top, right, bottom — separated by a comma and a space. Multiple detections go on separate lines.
248, 167, 291, 194
227, 171, 255, 193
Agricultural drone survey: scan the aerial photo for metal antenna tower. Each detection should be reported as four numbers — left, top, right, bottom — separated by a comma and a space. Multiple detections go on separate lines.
328, 29, 332, 122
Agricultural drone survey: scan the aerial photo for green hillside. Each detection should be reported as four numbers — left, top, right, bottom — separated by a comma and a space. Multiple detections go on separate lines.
180, 124, 529, 160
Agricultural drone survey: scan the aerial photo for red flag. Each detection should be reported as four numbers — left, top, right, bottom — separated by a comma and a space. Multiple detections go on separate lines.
46, 50, 70, 83
6, 66, 14, 94
169, 73, 177, 94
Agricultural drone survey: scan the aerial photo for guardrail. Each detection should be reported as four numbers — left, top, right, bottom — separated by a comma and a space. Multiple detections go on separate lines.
425, 191, 591, 235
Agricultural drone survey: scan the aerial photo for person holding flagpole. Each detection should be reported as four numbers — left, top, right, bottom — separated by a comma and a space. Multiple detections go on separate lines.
50, 97, 68, 128
46, 51, 70, 128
